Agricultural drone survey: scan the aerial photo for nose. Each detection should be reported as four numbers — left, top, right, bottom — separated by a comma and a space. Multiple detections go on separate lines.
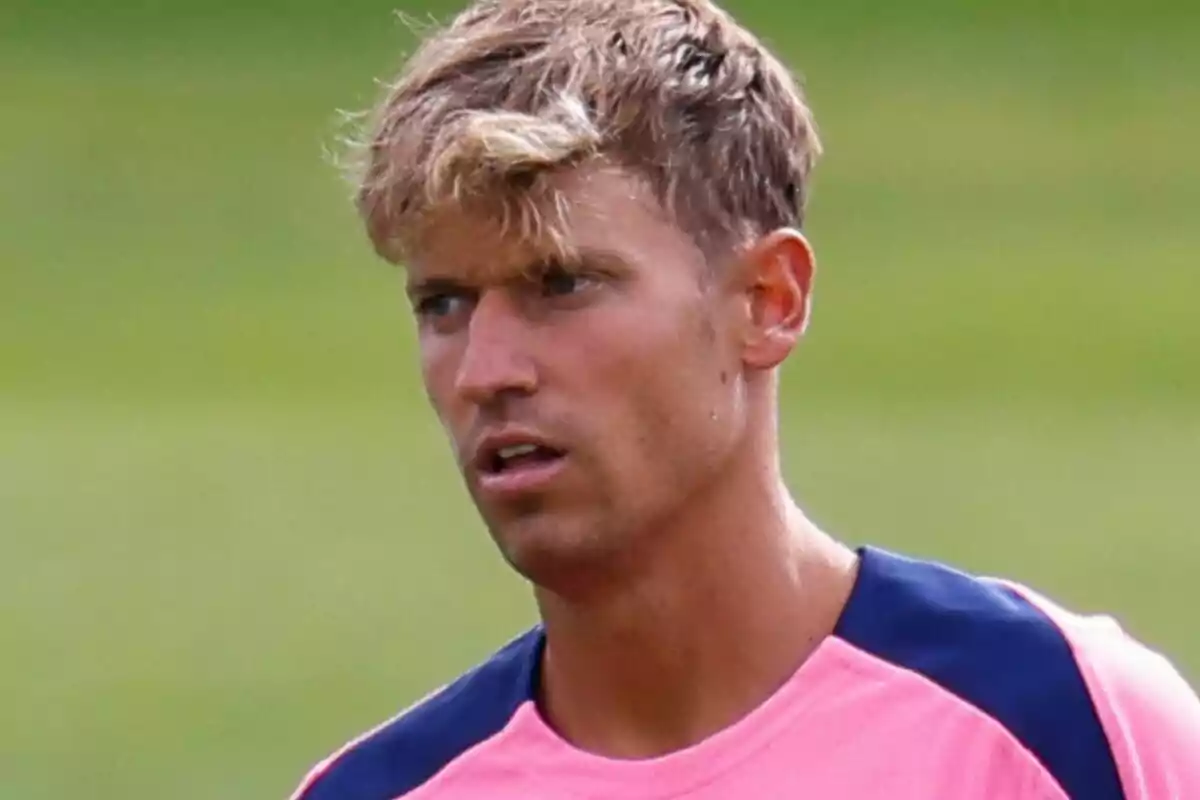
454, 291, 538, 406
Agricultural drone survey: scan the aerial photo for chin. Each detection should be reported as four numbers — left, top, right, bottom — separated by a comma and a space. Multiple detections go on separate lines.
490, 511, 626, 593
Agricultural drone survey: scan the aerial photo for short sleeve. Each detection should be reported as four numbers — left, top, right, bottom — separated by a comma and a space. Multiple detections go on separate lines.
998, 582, 1200, 798
1077, 624, 1200, 798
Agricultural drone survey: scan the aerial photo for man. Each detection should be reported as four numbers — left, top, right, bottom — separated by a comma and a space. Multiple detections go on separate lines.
291, 0, 1200, 797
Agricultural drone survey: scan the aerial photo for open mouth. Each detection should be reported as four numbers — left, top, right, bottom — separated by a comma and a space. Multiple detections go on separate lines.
484, 443, 567, 476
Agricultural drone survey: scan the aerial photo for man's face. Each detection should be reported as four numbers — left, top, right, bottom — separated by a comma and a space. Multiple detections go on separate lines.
406, 167, 752, 590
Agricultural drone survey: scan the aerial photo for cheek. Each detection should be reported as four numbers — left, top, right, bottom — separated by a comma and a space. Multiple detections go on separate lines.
574, 312, 728, 463
418, 336, 460, 425
637, 315, 741, 467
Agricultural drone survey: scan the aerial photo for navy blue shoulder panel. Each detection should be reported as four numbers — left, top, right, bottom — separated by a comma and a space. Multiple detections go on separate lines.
298, 627, 544, 800
836, 547, 1123, 800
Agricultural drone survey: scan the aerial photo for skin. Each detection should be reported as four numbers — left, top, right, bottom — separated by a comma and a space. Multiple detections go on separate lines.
405, 163, 859, 759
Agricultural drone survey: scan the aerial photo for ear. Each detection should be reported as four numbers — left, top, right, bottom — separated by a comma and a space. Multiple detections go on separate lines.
737, 228, 815, 370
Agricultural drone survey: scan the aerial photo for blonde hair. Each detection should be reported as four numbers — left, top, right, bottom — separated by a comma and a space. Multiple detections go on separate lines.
347, 0, 822, 262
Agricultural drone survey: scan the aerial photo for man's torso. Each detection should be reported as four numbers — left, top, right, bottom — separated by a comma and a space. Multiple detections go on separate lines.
290, 547, 1200, 799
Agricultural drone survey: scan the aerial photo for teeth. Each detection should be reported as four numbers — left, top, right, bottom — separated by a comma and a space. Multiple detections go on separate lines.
497, 443, 539, 461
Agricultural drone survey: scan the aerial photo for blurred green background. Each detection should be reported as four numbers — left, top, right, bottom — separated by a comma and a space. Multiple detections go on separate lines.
2, 0, 1197, 797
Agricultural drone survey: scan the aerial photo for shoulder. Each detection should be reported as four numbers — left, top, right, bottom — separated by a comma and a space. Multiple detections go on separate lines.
288, 627, 543, 800
1020, 583, 1200, 798
836, 546, 1199, 799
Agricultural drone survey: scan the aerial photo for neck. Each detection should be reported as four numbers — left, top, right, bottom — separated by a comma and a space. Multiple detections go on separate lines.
531, 444, 859, 760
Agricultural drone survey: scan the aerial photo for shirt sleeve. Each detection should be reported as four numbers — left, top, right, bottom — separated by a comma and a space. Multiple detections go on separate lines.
1071, 617, 1200, 799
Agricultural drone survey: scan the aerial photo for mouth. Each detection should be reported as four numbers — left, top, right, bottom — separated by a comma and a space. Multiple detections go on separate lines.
473, 436, 568, 497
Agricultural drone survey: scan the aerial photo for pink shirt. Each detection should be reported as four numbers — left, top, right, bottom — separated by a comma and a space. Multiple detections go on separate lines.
290, 547, 1200, 799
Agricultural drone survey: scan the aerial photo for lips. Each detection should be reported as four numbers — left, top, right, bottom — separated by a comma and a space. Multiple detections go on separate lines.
471, 429, 568, 498
488, 442, 564, 473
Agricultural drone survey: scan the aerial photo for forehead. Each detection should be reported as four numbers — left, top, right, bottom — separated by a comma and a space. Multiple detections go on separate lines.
405, 165, 709, 284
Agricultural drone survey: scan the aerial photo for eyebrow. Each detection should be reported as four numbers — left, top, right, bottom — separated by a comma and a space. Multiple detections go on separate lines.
405, 247, 629, 298
404, 276, 469, 301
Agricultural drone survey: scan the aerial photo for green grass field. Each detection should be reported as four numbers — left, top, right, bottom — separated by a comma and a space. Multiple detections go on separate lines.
2, 2, 1198, 797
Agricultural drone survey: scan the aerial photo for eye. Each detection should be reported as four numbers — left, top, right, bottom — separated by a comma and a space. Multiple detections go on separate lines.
414, 292, 471, 320
539, 264, 596, 298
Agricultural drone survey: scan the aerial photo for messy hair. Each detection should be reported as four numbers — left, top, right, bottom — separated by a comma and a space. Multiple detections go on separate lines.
347, 0, 822, 262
